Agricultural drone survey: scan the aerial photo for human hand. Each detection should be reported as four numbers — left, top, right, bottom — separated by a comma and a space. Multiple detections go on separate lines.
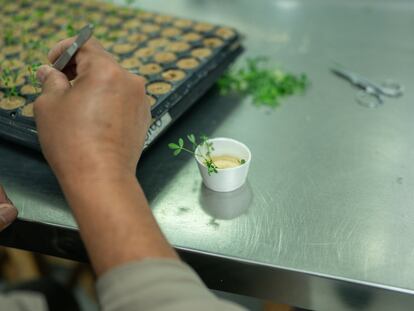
34, 38, 151, 185
0, 185, 18, 231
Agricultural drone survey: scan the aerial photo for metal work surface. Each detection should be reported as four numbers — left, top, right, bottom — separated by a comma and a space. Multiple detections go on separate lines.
1, 0, 414, 310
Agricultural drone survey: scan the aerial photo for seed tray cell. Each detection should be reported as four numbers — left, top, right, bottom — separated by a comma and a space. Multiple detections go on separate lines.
0, 0, 243, 150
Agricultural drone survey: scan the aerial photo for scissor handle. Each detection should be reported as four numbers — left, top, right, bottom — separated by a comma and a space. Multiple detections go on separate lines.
380, 80, 404, 97
356, 89, 383, 109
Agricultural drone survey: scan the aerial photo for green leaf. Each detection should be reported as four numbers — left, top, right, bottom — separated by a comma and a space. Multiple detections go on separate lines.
187, 134, 196, 145
168, 143, 179, 150
173, 149, 182, 156
200, 135, 209, 144
178, 138, 184, 148
205, 159, 219, 175
240, 159, 246, 165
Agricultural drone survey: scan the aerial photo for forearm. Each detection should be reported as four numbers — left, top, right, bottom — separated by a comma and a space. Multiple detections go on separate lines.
59, 173, 178, 276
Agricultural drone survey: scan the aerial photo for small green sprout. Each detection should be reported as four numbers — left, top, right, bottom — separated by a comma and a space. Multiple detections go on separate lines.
27, 63, 41, 90
34, 8, 46, 19
65, 23, 77, 37
1, 68, 20, 99
12, 14, 26, 23
217, 57, 309, 107
168, 135, 218, 175
4, 86, 19, 99
3, 29, 18, 45
108, 8, 118, 16
0, 68, 11, 87
25, 38, 42, 50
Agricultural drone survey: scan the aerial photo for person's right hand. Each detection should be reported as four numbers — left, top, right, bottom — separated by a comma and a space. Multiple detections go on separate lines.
34, 38, 151, 184
33, 39, 178, 276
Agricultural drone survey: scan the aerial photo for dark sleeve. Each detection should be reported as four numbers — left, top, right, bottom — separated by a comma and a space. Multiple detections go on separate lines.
96, 259, 247, 311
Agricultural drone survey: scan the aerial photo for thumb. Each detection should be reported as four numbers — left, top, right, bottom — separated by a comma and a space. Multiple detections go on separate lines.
0, 185, 17, 231
37, 65, 71, 97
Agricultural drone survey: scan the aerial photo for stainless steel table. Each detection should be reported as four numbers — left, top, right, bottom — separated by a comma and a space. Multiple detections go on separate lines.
1, 0, 414, 310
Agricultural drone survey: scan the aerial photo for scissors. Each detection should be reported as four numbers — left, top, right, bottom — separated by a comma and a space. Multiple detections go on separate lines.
53, 24, 94, 71
331, 66, 404, 108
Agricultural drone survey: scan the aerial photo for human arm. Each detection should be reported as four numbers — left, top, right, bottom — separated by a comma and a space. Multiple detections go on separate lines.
34, 38, 246, 311
34, 38, 177, 276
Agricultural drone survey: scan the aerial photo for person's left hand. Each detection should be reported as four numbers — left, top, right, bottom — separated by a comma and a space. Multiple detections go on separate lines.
0, 185, 18, 231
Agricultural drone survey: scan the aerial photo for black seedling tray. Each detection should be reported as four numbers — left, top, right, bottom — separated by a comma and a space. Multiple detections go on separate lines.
0, 0, 243, 151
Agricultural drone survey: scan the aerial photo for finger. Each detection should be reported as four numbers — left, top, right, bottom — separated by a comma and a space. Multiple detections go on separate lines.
0, 186, 18, 231
48, 37, 76, 64
37, 65, 71, 98
48, 36, 104, 64
48, 37, 78, 80
48, 37, 108, 81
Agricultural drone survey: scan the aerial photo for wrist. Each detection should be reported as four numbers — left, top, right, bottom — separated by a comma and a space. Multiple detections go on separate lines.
58, 168, 138, 200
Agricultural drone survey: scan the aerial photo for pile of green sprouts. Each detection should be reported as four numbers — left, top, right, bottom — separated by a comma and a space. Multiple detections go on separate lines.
217, 57, 309, 107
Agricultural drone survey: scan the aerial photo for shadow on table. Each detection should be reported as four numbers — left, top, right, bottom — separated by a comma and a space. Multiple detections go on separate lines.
138, 87, 242, 203
199, 182, 253, 220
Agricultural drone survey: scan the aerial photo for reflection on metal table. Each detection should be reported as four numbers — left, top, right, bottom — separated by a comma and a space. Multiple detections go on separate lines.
1, 0, 414, 310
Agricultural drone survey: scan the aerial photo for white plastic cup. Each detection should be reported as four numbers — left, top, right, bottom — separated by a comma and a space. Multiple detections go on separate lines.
195, 137, 251, 192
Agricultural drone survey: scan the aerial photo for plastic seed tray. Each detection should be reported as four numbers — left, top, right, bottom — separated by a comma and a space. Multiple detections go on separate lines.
0, 0, 243, 150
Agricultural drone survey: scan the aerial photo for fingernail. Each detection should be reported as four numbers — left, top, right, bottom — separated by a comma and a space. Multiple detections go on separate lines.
36, 65, 52, 84
0, 203, 17, 230
0, 186, 9, 204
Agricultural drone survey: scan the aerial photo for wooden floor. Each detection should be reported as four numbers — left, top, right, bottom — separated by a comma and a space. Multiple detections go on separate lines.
0, 247, 295, 311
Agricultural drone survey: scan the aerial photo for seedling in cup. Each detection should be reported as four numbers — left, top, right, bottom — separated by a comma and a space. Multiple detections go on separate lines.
169, 135, 246, 174
169, 135, 251, 192
169, 135, 219, 175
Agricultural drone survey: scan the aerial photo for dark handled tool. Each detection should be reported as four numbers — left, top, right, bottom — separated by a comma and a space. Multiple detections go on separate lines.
52, 24, 94, 71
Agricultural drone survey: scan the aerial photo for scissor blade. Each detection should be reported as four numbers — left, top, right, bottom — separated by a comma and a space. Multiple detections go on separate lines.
331, 68, 358, 84
53, 24, 94, 71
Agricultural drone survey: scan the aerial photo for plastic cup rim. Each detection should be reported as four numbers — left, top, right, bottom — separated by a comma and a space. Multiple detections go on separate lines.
194, 137, 252, 172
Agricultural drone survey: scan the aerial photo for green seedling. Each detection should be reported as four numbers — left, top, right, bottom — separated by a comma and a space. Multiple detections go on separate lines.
1, 68, 20, 98
4, 86, 19, 99
27, 63, 41, 90
1, 68, 12, 86
217, 57, 309, 107
25, 38, 42, 50
4, 29, 19, 46
65, 23, 77, 37
25, 38, 49, 55
34, 8, 46, 19
12, 14, 26, 23
96, 32, 110, 41
108, 7, 118, 16
168, 134, 219, 175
